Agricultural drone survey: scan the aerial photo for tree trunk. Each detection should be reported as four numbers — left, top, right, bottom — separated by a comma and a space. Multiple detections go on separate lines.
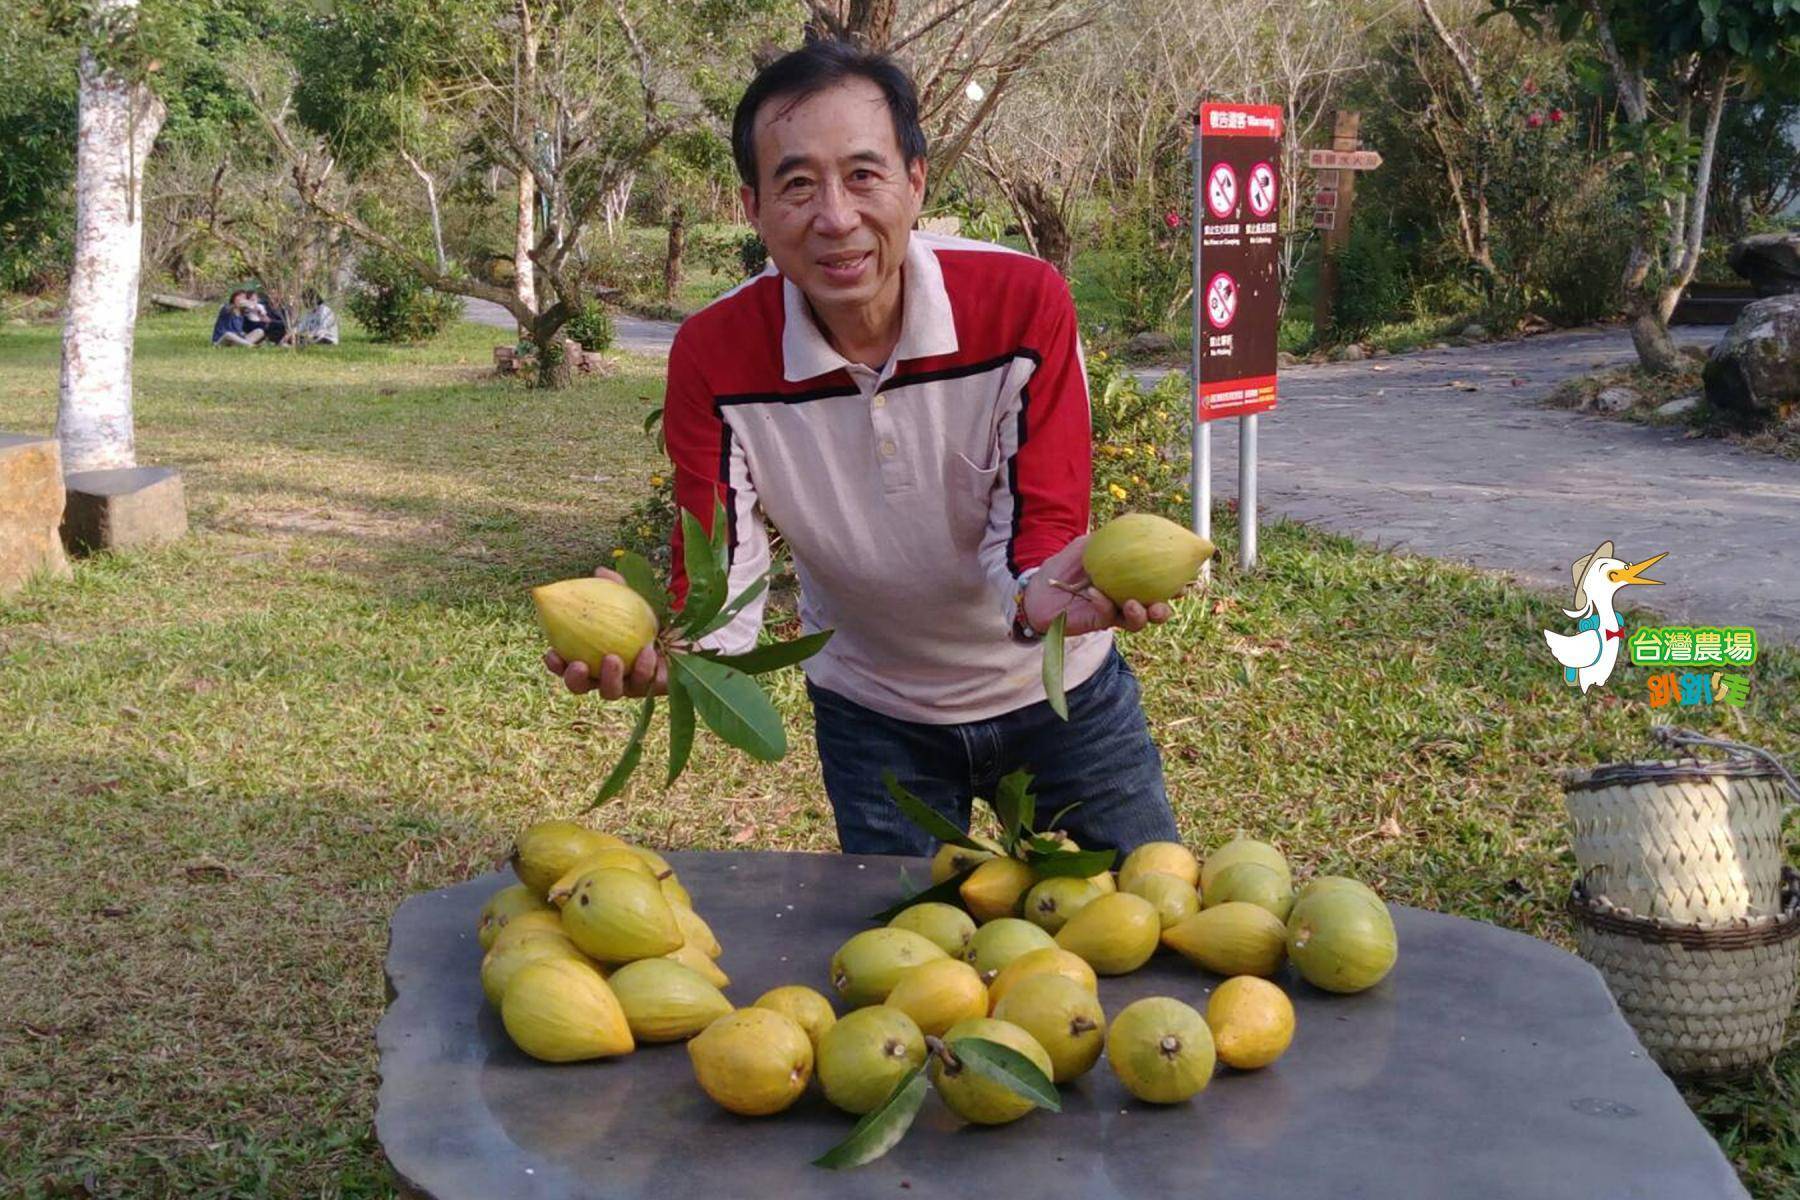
515, 169, 537, 324
1628, 308, 1685, 375
57, 1, 166, 475
513, 0, 539, 333
1014, 180, 1073, 276
663, 203, 687, 300
401, 149, 448, 272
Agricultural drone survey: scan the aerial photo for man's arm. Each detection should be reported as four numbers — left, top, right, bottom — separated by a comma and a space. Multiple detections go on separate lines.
665, 327, 770, 655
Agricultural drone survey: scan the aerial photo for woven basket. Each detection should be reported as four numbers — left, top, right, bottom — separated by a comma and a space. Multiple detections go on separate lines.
1562, 757, 1788, 922
1570, 869, 1800, 1080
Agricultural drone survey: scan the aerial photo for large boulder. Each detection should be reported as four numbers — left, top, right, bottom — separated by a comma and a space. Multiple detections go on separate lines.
0, 433, 72, 596
1727, 232, 1800, 297
1702, 294, 1800, 421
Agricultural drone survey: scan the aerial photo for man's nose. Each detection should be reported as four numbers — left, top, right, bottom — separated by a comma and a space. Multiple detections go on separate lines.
810, 178, 859, 237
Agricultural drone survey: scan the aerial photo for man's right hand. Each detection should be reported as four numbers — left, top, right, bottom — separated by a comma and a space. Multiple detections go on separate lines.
541, 567, 670, 699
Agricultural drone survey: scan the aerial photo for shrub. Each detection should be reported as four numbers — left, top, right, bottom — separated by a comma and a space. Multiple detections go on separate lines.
1332, 222, 1412, 340
1085, 350, 1190, 524
1088, 196, 1188, 336
737, 231, 768, 278
346, 251, 463, 343
564, 302, 615, 352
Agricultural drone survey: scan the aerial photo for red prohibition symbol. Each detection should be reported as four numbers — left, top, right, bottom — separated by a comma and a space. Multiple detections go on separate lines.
1206, 272, 1238, 329
1248, 161, 1277, 217
1206, 162, 1237, 219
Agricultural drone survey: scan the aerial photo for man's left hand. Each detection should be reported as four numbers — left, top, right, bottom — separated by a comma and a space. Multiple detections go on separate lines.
1022, 535, 1174, 637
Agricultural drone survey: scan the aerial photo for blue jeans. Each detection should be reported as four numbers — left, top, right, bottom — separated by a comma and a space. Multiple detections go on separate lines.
807, 647, 1179, 857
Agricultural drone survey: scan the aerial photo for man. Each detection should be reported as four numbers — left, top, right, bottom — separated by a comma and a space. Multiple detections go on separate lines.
545, 41, 1183, 855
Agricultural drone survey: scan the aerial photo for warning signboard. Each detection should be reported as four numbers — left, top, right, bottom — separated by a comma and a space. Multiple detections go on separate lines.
1196, 102, 1282, 422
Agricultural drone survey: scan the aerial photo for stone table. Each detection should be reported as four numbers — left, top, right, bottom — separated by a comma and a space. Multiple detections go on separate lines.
378, 852, 1748, 1200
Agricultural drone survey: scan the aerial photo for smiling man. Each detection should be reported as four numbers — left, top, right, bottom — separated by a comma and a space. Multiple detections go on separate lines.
545, 41, 1182, 855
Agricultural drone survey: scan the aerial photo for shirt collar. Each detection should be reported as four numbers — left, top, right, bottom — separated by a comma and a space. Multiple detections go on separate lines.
780, 234, 959, 383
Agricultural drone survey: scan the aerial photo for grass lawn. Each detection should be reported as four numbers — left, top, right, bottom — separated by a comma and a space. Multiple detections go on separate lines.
1, 311, 1796, 1198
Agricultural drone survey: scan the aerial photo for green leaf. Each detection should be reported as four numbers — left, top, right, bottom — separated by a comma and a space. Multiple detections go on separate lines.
693, 571, 769, 641
882, 772, 993, 853
992, 769, 1035, 844
708, 629, 833, 676
669, 653, 787, 762
868, 867, 976, 923
1043, 612, 1069, 721
1024, 847, 1118, 878
707, 495, 730, 579
948, 1036, 1060, 1112
811, 1066, 928, 1169
613, 550, 669, 625
588, 696, 656, 808
665, 676, 695, 787
675, 507, 726, 638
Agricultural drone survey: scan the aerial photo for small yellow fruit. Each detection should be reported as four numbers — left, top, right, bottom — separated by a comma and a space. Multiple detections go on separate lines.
1107, 996, 1215, 1103
629, 846, 675, 878
960, 857, 1038, 922
966, 918, 1056, 983
993, 973, 1106, 1082
1296, 874, 1382, 906
688, 1008, 813, 1116
829, 927, 949, 1008
1082, 513, 1213, 605
660, 876, 694, 909
500, 957, 634, 1062
1023, 876, 1102, 934
931, 843, 997, 884
986, 947, 1098, 1011
671, 904, 722, 959
1199, 836, 1291, 896
1205, 860, 1295, 922
753, 985, 837, 1052
885, 959, 989, 1037
481, 936, 587, 1009
1118, 842, 1200, 891
664, 942, 729, 988
478, 884, 556, 951
1087, 871, 1118, 895
560, 867, 683, 964
816, 1005, 927, 1115
1054, 892, 1161, 975
605, 958, 733, 1043
487, 910, 572, 956
512, 820, 618, 896
531, 576, 659, 676
1287, 888, 1398, 994
1205, 976, 1295, 1069
888, 902, 978, 958
1162, 901, 1288, 977
1124, 871, 1202, 930
546, 848, 658, 905
931, 1018, 1055, 1125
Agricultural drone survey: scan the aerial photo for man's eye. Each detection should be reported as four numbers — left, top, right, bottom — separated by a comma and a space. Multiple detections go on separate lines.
850, 170, 876, 182
784, 177, 812, 192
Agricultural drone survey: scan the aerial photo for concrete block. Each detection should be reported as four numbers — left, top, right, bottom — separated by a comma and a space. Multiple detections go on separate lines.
61, 465, 188, 554
0, 433, 73, 595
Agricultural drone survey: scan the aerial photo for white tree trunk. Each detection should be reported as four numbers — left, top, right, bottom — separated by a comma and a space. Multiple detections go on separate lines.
515, 169, 538, 325
58, 10, 166, 474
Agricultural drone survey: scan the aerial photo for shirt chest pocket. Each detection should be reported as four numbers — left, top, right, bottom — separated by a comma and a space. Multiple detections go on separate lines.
944, 442, 1004, 551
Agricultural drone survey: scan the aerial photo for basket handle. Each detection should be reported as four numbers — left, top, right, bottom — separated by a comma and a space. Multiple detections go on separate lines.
1651, 725, 1800, 811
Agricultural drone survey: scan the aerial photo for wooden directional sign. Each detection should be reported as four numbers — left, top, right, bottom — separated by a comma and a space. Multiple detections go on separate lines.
1312, 210, 1336, 230
1307, 148, 1383, 171
1313, 189, 1339, 209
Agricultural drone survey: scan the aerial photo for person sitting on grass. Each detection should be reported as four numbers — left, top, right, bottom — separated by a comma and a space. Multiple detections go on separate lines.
245, 290, 288, 346
211, 291, 265, 348
284, 288, 340, 346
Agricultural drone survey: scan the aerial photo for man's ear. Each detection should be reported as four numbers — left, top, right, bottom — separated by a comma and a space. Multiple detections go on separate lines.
907, 156, 927, 211
739, 183, 760, 236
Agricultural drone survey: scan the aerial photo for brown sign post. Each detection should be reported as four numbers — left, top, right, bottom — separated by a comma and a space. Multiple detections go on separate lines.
1310, 111, 1383, 337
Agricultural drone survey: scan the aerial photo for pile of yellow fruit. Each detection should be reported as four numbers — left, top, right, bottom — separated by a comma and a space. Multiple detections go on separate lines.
475, 820, 1398, 1156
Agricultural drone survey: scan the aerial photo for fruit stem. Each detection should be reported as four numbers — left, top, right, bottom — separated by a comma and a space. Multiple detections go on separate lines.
925, 1035, 960, 1073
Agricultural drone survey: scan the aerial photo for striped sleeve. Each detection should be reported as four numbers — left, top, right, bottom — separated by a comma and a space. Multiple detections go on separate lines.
664, 327, 770, 655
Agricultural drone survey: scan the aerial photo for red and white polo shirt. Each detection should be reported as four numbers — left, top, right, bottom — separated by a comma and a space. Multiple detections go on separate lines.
663, 231, 1112, 725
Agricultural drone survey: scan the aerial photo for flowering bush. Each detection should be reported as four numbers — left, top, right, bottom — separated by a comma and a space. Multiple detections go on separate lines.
1085, 350, 1191, 525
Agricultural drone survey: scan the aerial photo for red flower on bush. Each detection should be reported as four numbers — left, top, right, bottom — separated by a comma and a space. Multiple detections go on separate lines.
1163, 209, 1184, 230
1522, 76, 1537, 95
1549, 108, 1566, 124
1526, 112, 1544, 129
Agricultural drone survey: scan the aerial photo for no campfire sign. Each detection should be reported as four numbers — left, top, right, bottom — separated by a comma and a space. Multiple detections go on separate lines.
1196, 102, 1282, 421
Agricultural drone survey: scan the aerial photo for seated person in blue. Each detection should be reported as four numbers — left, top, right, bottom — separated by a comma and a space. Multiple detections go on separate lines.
212, 291, 265, 347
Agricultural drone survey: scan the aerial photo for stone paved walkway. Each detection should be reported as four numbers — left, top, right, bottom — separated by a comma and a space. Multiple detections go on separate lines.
463, 297, 679, 356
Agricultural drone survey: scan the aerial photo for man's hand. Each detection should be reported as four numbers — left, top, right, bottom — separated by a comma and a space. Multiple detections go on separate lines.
1022, 535, 1174, 637
542, 567, 671, 699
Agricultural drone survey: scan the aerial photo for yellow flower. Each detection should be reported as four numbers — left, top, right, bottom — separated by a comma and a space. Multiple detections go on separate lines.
650, 475, 665, 487
611, 547, 626, 558
638, 525, 652, 537
1132, 475, 1144, 485
1109, 483, 1129, 501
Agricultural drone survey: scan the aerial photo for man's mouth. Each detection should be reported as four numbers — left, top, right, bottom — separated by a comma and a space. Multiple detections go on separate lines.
818, 250, 872, 282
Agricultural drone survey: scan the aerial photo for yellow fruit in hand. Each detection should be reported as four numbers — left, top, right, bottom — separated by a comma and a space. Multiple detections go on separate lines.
1082, 513, 1213, 604
532, 577, 658, 675
1205, 976, 1295, 1070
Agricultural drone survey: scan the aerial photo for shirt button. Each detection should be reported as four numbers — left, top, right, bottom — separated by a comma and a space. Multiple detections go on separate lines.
879, 440, 897, 458
871, 395, 886, 409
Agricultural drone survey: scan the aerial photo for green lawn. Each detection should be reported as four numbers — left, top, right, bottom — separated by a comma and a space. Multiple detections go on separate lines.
1, 312, 1795, 1197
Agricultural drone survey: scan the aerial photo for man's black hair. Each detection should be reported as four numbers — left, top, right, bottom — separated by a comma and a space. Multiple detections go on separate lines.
731, 40, 928, 190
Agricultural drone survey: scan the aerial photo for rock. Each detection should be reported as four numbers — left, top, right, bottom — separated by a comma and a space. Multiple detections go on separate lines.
1589, 386, 1641, 414
917, 215, 963, 237
1428, 342, 1451, 351
1276, 351, 1300, 368
1654, 395, 1700, 418
1727, 233, 1800, 297
61, 465, 188, 554
149, 293, 203, 312
1331, 344, 1367, 362
1703, 293, 1800, 421
1461, 323, 1489, 340
1123, 331, 1177, 358
0, 433, 72, 596
1372, 347, 1392, 358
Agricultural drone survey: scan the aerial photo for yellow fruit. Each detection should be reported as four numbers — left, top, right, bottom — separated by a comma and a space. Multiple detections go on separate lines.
664, 942, 729, 988
986, 947, 1099, 1011
1054, 892, 1161, 975
993, 974, 1106, 1083
1124, 871, 1201, 930
478, 884, 555, 951
1107, 996, 1215, 1103
629, 846, 675, 878
885, 959, 989, 1036
481, 935, 587, 1009
1023, 876, 1102, 934
1162, 901, 1288, 977
829, 927, 949, 1008
1199, 837, 1291, 896
488, 910, 572, 955
1205, 861, 1295, 922
931, 843, 997, 884
605, 958, 733, 1043
671, 904, 722, 959
966, 918, 1056, 983
688, 1009, 813, 1116
816, 1005, 927, 1115
560, 867, 683, 964
889, 902, 977, 958
1205, 976, 1295, 1070
546, 848, 658, 905
512, 820, 618, 896
753, 985, 837, 1052
660, 876, 694, 909
1087, 871, 1118, 895
1082, 513, 1214, 605
1286, 888, 1398, 994
932, 1018, 1055, 1125
500, 957, 634, 1062
1118, 841, 1200, 891
531, 576, 659, 676
1296, 874, 1382, 906
960, 857, 1038, 922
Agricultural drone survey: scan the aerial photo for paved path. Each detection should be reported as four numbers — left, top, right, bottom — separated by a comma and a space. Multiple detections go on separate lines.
464, 297, 1797, 639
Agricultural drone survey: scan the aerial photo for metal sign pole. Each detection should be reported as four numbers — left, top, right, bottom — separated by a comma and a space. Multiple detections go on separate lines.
1190, 111, 1210, 580
1238, 412, 1257, 569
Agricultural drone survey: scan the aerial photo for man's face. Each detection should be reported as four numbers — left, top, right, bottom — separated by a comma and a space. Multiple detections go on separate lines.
741, 78, 925, 315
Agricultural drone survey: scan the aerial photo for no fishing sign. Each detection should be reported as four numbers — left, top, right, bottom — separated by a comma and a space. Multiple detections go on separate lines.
1195, 102, 1282, 420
